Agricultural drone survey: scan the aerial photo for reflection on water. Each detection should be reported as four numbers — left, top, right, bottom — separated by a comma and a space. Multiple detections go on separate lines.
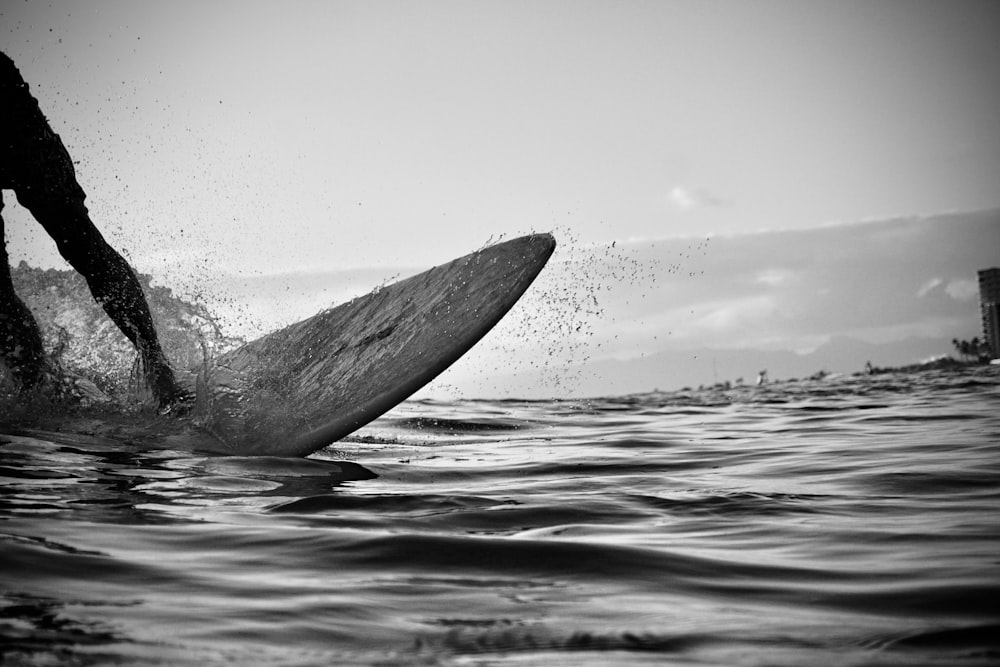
2, 366, 999, 665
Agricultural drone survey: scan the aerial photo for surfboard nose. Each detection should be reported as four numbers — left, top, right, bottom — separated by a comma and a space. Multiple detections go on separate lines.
528, 232, 556, 250
533, 232, 557, 255
514, 232, 557, 261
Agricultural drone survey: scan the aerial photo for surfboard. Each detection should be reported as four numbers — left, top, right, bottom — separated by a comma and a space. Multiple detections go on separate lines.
189, 233, 556, 457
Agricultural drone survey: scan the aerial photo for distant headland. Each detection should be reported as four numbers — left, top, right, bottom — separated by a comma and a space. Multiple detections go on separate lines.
3, 262, 240, 399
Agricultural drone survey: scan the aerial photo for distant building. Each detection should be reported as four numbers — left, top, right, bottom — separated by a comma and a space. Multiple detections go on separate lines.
979, 268, 1000, 359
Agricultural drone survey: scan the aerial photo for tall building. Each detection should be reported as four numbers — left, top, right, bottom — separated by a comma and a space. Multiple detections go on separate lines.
979, 268, 1000, 359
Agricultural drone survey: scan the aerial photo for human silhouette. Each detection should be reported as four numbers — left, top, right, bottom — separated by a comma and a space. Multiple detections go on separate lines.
0, 51, 185, 408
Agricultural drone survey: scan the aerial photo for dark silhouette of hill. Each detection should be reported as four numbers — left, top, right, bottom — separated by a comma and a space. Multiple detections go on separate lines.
8, 262, 240, 396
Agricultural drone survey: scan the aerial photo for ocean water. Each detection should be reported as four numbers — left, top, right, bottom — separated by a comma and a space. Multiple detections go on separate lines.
2, 365, 999, 666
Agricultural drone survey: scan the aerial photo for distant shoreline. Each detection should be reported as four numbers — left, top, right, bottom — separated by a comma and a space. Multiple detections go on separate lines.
862, 356, 993, 376
665, 356, 995, 397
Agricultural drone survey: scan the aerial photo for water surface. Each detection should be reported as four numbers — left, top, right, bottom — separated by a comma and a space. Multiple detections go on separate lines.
3, 366, 999, 665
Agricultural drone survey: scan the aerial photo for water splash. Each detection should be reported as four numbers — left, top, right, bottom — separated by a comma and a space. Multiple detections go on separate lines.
438, 226, 713, 398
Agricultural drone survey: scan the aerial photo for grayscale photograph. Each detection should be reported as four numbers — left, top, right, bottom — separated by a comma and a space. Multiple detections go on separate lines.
2, 1, 998, 664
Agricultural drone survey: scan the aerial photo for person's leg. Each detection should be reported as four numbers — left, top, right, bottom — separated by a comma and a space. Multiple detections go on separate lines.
0, 192, 47, 389
1, 50, 184, 407
20, 193, 184, 405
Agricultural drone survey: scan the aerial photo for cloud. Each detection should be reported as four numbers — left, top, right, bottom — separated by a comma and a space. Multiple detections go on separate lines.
945, 278, 977, 301
667, 186, 728, 211
918, 277, 976, 302
755, 268, 795, 287
606, 294, 797, 352
917, 277, 943, 297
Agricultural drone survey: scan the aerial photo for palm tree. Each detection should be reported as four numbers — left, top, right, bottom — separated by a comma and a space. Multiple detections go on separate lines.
952, 336, 993, 362
971, 337, 991, 361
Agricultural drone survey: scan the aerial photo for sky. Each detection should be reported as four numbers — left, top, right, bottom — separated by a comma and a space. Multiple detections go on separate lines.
3, 1, 1000, 397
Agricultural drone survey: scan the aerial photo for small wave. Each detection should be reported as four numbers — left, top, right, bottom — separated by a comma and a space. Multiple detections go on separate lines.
268, 493, 499, 515
886, 624, 1000, 652
0, 592, 127, 656
859, 470, 1000, 495
630, 490, 827, 518
201, 456, 375, 480
419, 621, 710, 656
0, 527, 172, 586
392, 416, 532, 434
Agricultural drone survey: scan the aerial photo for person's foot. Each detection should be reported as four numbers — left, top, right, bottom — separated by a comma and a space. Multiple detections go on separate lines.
147, 360, 194, 414
157, 388, 195, 415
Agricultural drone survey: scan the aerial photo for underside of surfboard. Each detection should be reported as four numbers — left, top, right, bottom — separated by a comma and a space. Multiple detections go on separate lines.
190, 233, 556, 456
